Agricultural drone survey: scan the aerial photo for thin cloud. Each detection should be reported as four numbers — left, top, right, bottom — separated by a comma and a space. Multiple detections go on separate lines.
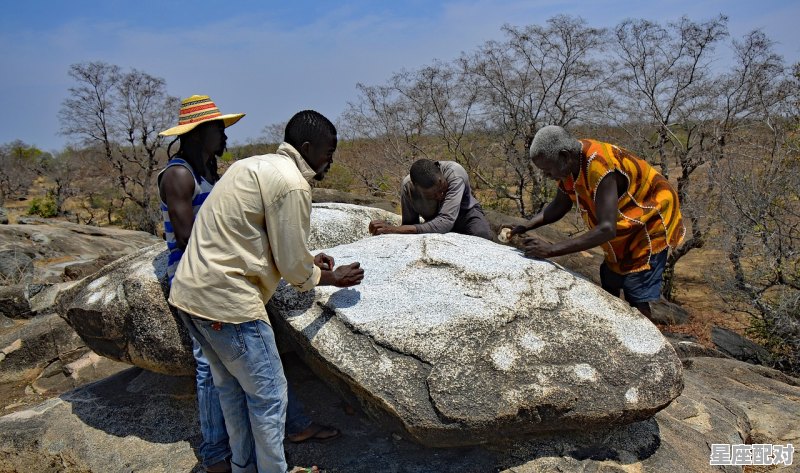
1, 0, 798, 150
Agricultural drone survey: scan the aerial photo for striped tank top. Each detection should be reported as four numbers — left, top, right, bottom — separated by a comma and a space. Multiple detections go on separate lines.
157, 158, 214, 284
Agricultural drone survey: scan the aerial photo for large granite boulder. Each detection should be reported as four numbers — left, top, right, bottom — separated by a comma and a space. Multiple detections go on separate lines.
58, 244, 192, 375
57, 203, 401, 375
307, 202, 400, 250
268, 233, 683, 447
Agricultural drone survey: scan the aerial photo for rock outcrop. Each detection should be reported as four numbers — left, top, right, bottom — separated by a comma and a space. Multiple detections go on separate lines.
0, 369, 201, 473
0, 313, 85, 384
0, 248, 34, 285
711, 326, 772, 365
269, 233, 683, 447
1, 352, 796, 472
57, 204, 402, 375
59, 203, 681, 446
0, 219, 160, 284
3, 200, 799, 470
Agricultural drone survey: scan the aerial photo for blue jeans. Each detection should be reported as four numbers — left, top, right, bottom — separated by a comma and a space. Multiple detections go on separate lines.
192, 331, 312, 468
600, 249, 668, 304
193, 339, 231, 467
285, 387, 312, 438
180, 310, 289, 473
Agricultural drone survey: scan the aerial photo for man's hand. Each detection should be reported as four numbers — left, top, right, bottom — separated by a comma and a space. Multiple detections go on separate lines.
333, 262, 364, 287
523, 236, 554, 259
314, 252, 335, 270
508, 224, 530, 237
369, 220, 395, 235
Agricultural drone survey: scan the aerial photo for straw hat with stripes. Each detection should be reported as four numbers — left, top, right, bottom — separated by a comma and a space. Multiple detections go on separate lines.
159, 95, 245, 136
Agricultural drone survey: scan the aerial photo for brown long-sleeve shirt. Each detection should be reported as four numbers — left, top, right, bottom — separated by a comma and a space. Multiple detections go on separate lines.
400, 161, 478, 234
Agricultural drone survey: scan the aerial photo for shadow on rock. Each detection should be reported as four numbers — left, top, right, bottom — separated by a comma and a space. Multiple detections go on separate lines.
327, 288, 362, 309
65, 367, 200, 446
0, 366, 204, 472
493, 418, 661, 471
281, 353, 663, 473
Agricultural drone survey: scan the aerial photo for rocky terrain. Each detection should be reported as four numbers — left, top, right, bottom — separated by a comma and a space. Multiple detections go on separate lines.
0, 198, 797, 472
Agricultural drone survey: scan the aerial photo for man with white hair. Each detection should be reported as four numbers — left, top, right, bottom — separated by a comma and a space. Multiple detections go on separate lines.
508, 125, 685, 318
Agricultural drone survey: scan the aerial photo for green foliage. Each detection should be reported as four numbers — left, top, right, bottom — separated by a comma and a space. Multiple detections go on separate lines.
220, 151, 234, 163
27, 195, 58, 218
320, 163, 355, 193
480, 194, 517, 215
89, 195, 108, 209
374, 175, 394, 197
115, 199, 161, 234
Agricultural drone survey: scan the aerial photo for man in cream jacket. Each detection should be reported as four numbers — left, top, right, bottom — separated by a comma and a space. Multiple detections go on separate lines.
170, 110, 364, 473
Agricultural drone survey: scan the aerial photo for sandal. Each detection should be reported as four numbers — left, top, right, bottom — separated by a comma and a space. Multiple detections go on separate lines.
289, 467, 319, 473
287, 423, 341, 443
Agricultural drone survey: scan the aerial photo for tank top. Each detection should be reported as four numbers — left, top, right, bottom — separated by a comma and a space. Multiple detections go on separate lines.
157, 157, 214, 284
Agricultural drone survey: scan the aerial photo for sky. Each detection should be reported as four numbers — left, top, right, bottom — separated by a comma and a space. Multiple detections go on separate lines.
1, 0, 798, 153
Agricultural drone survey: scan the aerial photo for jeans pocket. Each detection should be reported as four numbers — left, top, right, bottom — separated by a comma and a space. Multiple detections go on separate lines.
194, 319, 247, 362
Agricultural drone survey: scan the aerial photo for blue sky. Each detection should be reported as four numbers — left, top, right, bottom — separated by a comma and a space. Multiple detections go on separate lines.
2, 0, 798, 152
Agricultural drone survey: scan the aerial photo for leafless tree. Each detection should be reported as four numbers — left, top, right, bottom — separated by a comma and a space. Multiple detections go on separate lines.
611, 16, 729, 298
464, 15, 609, 216
342, 15, 608, 214
59, 61, 178, 234
340, 73, 437, 196
716, 96, 799, 373
0, 140, 42, 204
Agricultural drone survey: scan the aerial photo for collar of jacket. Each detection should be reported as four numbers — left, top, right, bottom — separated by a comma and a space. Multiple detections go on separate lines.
277, 142, 317, 182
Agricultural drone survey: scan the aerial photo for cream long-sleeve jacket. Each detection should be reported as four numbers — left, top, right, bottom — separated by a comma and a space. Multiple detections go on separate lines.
168, 142, 322, 323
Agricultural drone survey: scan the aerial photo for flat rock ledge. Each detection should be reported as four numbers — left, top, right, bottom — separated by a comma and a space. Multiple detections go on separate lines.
269, 233, 683, 447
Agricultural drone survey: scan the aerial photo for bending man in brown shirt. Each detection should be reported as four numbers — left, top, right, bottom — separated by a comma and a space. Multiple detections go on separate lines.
369, 159, 493, 240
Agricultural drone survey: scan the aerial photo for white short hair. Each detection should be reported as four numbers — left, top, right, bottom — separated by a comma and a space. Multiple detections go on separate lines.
529, 125, 581, 163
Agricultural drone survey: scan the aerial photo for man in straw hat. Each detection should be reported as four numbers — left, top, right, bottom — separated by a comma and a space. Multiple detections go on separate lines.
159, 94, 244, 473
168, 109, 364, 473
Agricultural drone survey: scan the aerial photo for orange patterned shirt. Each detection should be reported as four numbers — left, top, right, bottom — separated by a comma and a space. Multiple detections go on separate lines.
557, 139, 685, 274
